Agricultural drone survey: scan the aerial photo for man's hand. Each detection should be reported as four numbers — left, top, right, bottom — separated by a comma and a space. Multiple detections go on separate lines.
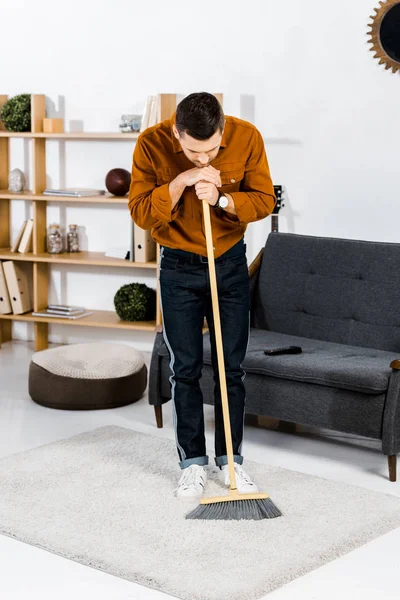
195, 181, 219, 206
168, 165, 221, 212
179, 166, 221, 188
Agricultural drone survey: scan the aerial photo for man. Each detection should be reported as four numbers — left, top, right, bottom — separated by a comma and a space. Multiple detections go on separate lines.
129, 92, 275, 501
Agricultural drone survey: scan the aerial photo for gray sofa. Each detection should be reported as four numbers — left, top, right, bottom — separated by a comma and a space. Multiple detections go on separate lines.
149, 233, 400, 482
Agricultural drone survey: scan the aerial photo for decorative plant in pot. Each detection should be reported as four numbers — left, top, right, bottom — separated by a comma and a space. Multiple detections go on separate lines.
114, 283, 156, 322
0, 94, 31, 132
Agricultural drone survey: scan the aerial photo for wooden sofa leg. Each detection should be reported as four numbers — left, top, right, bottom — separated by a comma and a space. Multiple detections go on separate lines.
388, 455, 397, 482
154, 405, 163, 429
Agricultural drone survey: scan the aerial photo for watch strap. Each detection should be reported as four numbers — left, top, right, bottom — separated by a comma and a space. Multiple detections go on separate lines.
212, 193, 224, 209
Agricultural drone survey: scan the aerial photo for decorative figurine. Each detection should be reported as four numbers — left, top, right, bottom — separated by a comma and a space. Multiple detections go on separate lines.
8, 168, 25, 193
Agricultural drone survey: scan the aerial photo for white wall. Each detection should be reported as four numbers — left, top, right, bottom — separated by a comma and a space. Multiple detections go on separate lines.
2, 0, 399, 351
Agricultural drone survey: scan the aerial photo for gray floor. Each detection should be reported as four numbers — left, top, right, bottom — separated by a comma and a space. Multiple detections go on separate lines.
1, 340, 399, 600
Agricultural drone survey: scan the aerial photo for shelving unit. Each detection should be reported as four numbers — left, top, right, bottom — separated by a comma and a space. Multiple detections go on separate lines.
0, 310, 157, 331
0, 132, 140, 139
0, 191, 130, 203
0, 248, 157, 269
0, 93, 182, 350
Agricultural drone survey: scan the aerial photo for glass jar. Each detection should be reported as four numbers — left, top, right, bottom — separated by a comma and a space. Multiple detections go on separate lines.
67, 224, 80, 253
47, 224, 63, 254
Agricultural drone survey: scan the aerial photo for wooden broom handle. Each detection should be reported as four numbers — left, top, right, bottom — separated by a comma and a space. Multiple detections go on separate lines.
202, 199, 237, 493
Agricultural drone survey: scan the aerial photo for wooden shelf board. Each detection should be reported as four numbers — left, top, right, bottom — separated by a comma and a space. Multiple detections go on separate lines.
0, 310, 156, 331
0, 132, 139, 139
0, 190, 129, 203
0, 249, 157, 269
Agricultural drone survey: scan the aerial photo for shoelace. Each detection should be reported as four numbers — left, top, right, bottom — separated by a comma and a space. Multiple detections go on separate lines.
224, 465, 254, 486
174, 467, 205, 493
235, 466, 253, 485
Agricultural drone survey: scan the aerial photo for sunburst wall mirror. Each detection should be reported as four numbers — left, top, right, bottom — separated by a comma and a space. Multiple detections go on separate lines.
368, 0, 400, 73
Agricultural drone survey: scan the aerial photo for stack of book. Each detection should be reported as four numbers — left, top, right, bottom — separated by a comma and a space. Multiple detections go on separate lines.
0, 260, 32, 314
43, 188, 105, 197
31, 305, 94, 320
11, 219, 34, 253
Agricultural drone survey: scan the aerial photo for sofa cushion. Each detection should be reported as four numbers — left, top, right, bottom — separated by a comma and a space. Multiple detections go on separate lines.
157, 328, 396, 395
202, 330, 396, 395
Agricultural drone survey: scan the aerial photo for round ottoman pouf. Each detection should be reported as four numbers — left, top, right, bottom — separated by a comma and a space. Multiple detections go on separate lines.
28, 343, 147, 410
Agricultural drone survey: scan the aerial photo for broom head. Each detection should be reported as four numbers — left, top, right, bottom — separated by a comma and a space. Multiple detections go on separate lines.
186, 491, 282, 520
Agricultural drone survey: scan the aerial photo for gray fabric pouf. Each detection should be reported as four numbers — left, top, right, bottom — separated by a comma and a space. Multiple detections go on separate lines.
29, 343, 147, 410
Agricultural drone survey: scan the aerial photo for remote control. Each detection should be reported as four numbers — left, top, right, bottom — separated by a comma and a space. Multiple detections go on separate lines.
264, 346, 302, 356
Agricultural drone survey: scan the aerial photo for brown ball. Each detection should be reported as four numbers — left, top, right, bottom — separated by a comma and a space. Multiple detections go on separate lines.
105, 168, 131, 196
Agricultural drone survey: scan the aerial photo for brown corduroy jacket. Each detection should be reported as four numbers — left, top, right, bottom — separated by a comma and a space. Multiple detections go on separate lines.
128, 114, 276, 258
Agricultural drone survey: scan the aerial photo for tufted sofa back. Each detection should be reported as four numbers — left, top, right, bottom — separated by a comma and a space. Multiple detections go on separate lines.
252, 233, 400, 352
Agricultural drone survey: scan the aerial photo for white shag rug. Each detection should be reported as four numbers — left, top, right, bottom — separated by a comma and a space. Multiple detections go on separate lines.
1, 425, 400, 600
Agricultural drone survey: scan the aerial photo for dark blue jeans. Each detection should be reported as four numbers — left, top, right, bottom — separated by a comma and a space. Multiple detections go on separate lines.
159, 238, 250, 469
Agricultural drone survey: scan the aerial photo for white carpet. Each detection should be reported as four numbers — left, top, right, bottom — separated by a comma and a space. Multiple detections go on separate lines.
0, 425, 400, 600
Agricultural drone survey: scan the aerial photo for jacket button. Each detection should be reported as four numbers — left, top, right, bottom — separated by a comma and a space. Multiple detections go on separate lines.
231, 178, 235, 183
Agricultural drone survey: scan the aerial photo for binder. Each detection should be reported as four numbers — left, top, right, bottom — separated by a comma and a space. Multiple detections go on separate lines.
2, 261, 32, 314
133, 224, 156, 262
10, 220, 27, 253
18, 219, 34, 253
129, 220, 135, 262
0, 262, 12, 314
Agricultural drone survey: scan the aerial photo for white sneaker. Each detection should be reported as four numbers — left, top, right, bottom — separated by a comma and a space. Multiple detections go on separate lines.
219, 463, 259, 493
175, 464, 207, 502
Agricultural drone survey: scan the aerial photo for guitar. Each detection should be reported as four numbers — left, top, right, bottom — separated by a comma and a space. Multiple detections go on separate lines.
271, 185, 285, 232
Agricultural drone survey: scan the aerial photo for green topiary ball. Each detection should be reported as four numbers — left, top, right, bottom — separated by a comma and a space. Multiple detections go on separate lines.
1, 94, 31, 132
114, 282, 156, 322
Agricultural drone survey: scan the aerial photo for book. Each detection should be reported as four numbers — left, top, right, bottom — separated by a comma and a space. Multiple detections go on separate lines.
148, 95, 159, 128
31, 309, 94, 320
46, 309, 85, 316
105, 247, 129, 259
140, 96, 153, 133
0, 262, 12, 314
43, 188, 105, 197
10, 221, 28, 253
18, 219, 34, 253
47, 304, 86, 314
2, 261, 32, 314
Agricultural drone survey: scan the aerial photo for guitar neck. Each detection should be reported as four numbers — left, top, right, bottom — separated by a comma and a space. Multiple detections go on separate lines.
271, 185, 283, 233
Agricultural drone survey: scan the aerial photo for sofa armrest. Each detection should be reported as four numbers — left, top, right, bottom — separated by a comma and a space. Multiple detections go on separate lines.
249, 247, 264, 279
148, 329, 167, 406
382, 366, 400, 456
249, 248, 264, 325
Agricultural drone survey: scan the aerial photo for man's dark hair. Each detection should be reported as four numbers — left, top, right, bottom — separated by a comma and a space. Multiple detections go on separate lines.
175, 92, 224, 141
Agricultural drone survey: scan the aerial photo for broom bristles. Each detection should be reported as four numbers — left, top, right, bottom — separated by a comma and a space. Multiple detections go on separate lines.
186, 497, 282, 520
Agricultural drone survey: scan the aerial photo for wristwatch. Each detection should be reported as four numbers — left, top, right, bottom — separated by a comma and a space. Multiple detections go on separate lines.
213, 193, 229, 210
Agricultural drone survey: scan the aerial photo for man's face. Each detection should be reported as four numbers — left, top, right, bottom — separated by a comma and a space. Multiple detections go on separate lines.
173, 125, 223, 168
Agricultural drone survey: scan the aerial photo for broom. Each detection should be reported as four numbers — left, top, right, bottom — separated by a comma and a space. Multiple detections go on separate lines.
186, 199, 282, 521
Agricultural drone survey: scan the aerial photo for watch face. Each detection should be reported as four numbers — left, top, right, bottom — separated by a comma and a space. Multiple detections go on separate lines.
219, 195, 229, 208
